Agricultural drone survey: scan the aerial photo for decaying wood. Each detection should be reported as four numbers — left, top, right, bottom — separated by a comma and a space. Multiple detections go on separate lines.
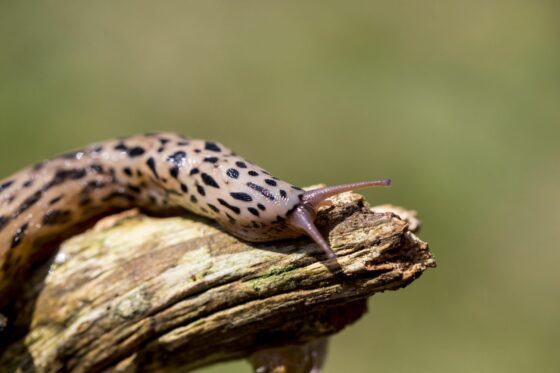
0, 191, 435, 372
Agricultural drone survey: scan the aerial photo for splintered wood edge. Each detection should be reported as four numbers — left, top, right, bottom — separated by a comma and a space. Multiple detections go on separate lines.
1, 191, 435, 372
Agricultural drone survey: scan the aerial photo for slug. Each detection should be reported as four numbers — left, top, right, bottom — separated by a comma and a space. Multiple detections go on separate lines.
0, 133, 390, 308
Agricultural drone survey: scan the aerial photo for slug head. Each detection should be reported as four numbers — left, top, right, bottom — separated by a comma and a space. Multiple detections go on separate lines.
214, 172, 391, 260
174, 142, 391, 260
286, 179, 392, 258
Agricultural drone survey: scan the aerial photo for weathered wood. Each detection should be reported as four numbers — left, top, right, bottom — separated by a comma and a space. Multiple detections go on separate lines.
0, 191, 434, 372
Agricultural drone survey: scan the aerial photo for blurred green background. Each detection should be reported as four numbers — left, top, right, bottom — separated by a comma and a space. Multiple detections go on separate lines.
1, 1, 559, 372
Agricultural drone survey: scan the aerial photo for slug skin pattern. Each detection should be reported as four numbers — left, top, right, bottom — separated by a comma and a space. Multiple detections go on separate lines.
0, 132, 391, 309
0, 133, 307, 307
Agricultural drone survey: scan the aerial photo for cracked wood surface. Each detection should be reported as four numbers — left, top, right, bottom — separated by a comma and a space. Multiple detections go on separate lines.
0, 191, 435, 372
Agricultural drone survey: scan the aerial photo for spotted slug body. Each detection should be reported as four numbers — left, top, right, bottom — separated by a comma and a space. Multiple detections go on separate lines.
0, 132, 390, 308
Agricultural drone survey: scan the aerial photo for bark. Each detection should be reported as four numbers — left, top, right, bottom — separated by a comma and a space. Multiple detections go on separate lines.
0, 191, 435, 372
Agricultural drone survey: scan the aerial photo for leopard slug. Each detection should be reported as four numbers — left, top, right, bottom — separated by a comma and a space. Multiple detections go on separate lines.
0, 132, 390, 307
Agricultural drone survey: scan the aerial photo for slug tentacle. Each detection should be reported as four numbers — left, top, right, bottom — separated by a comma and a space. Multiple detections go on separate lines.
302, 179, 391, 208
286, 180, 392, 258
287, 204, 336, 259
0, 132, 390, 308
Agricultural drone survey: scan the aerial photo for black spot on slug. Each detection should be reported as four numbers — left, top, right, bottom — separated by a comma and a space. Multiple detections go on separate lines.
14, 191, 42, 218
204, 157, 219, 163
127, 147, 145, 157
248, 171, 259, 177
167, 151, 187, 167
39, 169, 84, 193
167, 150, 187, 178
49, 195, 63, 205
218, 198, 241, 214
264, 179, 277, 187
180, 183, 188, 193
146, 157, 159, 179
0, 215, 10, 231
64, 168, 88, 180
190, 195, 198, 204
207, 204, 219, 213
279, 190, 287, 199
23, 179, 34, 188
189, 168, 200, 176
226, 168, 239, 179
246, 182, 275, 201
123, 167, 133, 177
127, 184, 142, 194
230, 192, 252, 202
247, 207, 260, 217
0, 180, 15, 192
257, 203, 266, 211
196, 184, 206, 196
89, 164, 103, 174
42, 209, 72, 225
201, 173, 219, 188
235, 161, 247, 168
43, 168, 87, 191
205, 142, 221, 152
11, 223, 29, 249
114, 143, 127, 151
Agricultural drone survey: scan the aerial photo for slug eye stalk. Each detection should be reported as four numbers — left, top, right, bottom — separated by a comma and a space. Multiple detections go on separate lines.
287, 179, 392, 259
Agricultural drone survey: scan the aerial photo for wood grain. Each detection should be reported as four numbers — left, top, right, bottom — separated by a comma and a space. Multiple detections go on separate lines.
0, 191, 434, 372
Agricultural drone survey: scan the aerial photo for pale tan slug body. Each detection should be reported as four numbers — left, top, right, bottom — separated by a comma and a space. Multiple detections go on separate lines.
0, 133, 390, 309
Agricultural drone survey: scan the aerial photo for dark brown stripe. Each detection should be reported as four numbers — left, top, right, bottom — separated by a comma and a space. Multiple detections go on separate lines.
43, 168, 87, 191
218, 198, 241, 214
42, 209, 72, 225
14, 190, 43, 218
0, 180, 15, 193
246, 182, 275, 201
230, 192, 252, 202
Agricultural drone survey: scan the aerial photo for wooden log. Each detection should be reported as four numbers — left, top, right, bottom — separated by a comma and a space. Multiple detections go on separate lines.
0, 191, 435, 372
